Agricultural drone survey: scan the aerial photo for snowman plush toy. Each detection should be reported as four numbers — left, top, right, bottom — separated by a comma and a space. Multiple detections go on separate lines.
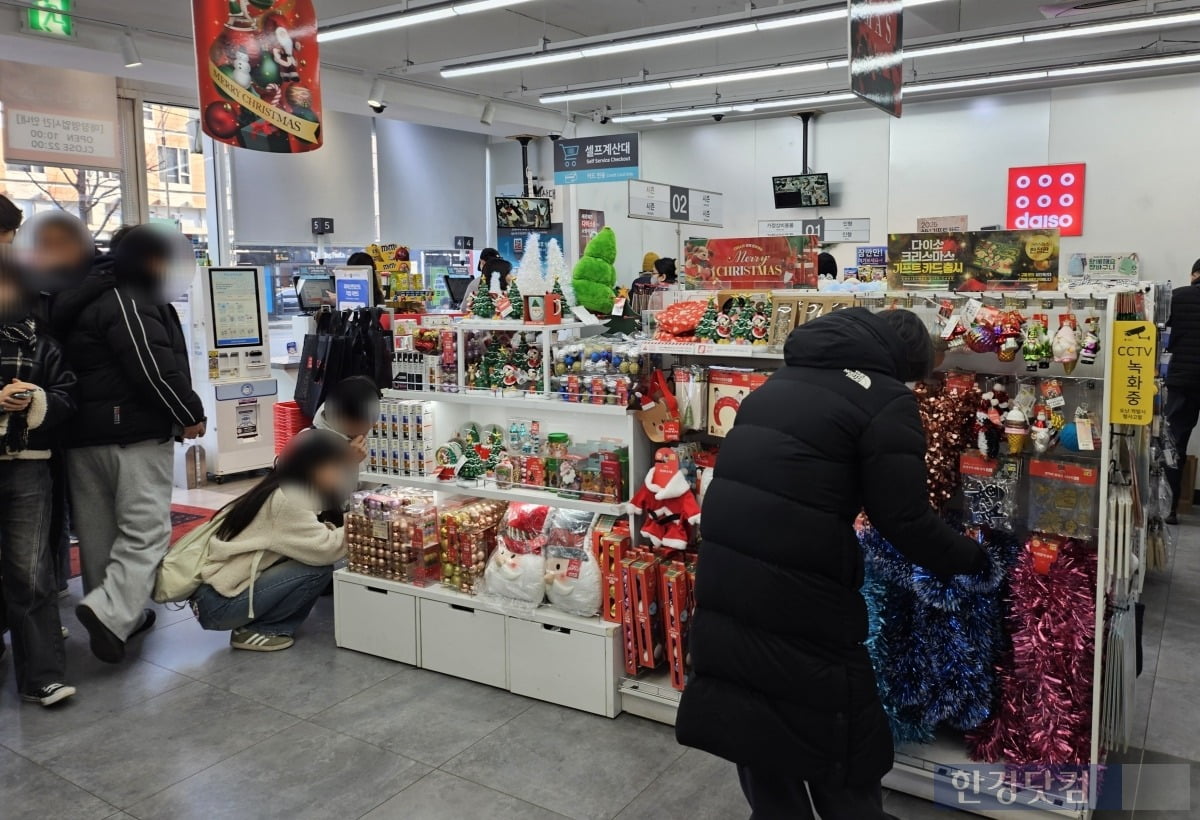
483, 503, 549, 605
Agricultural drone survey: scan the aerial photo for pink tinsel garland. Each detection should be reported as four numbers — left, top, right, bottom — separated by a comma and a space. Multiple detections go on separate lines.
967, 536, 1098, 765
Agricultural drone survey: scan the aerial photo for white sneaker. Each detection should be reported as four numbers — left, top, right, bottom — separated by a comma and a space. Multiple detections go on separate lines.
22, 683, 76, 706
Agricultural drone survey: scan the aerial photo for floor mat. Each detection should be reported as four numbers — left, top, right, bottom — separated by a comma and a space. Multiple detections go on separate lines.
67, 504, 218, 578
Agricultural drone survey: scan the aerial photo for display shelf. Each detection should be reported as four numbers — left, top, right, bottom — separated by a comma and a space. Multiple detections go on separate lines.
619, 669, 681, 726
360, 471, 629, 516
641, 340, 774, 358
455, 317, 583, 332
384, 388, 631, 416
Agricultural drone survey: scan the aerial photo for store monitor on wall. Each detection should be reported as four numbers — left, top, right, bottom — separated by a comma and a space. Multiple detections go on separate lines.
773, 173, 831, 209
208, 267, 264, 349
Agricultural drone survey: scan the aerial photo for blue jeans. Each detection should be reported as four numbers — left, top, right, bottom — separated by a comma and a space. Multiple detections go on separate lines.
193, 559, 333, 637
0, 461, 65, 692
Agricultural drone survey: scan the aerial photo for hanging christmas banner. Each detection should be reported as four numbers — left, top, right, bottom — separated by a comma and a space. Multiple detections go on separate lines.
191, 0, 323, 154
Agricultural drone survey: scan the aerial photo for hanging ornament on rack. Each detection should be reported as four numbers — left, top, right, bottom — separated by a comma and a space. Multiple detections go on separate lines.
1023, 314, 1052, 372
1080, 313, 1101, 367
914, 376, 982, 510
996, 311, 1026, 363
973, 382, 1009, 461
1052, 313, 1081, 375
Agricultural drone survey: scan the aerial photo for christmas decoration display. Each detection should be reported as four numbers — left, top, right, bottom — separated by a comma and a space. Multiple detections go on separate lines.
707, 368, 770, 438
545, 239, 575, 308
458, 444, 486, 484
1052, 314, 1081, 375
193, 0, 323, 153
472, 289, 496, 319
345, 490, 438, 585
513, 233, 544, 302
861, 523, 1018, 745
967, 536, 1097, 766
961, 456, 1020, 532
506, 281, 524, 320
572, 227, 618, 315
653, 300, 709, 343
1079, 315, 1101, 366
731, 298, 755, 344
965, 305, 1001, 354
628, 449, 701, 549
996, 311, 1025, 363
750, 299, 772, 345
438, 499, 507, 594
1023, 314, 1053, 371
544, 508, 602, 616
1003, 406, 1030, 455
694, 299, 719, 343
483, 503, 550, 605
973, 383, 1009, 461
913, 376, 982, 508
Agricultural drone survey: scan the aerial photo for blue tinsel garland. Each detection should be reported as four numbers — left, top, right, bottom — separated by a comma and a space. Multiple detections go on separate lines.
860, 524, 1019, 745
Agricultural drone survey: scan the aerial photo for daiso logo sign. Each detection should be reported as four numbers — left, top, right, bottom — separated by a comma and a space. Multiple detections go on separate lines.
1007, 163, 1086, 237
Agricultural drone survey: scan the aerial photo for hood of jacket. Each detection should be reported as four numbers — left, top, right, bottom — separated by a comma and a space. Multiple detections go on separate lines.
51, 256, 117, 333
783, 307, 907, 377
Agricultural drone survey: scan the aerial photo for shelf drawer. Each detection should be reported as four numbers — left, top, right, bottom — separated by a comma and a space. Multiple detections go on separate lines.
507, 617, 617, 717
419, 599, 507, 689
334, 576, 418, 666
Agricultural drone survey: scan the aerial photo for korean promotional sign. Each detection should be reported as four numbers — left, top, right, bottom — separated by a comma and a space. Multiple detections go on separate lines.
192, 0, 323, 153
887, 231, 1061, 291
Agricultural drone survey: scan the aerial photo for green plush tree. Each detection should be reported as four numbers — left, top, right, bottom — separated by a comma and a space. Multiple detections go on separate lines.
695, 299, 718, 342
473, 290, 496, 319
506, 281, 523, 319
572, 226, 617, 315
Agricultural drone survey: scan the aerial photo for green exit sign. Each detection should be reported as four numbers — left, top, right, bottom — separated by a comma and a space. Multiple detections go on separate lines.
27, 0, 74, 38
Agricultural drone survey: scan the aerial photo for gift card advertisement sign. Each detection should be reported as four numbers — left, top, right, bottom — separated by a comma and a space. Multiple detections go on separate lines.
1110, 321, 1157, 426
887, 231, 1060, 291
1007, 164, 1086, 237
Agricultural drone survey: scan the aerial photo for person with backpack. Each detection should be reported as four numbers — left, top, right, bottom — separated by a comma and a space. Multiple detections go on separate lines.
186, 430, 352, 651
0, 248, 77, 705
52, 224, 206, 664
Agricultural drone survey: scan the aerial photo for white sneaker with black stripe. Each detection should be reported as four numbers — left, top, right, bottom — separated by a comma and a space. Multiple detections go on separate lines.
23, 683, 76, 706
230, 629, 294, 652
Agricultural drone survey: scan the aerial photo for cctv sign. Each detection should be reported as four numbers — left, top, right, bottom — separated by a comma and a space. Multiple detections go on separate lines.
1007, 163, 1086, 237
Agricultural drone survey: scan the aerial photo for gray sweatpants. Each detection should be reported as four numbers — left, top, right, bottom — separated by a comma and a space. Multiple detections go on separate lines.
68, 440, 174, 640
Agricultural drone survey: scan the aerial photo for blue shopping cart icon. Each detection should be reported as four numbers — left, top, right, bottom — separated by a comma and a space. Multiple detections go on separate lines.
561, 144, 580, 168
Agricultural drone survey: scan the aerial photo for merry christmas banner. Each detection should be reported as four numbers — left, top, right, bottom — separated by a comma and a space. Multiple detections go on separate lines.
192, 0, 323, 153
682, 236, 819, 289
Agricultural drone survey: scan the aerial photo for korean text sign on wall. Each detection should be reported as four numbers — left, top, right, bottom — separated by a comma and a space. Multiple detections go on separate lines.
554, 134, 640, 185
1007, 164, 1086, 237
1110, 321, 1157, 426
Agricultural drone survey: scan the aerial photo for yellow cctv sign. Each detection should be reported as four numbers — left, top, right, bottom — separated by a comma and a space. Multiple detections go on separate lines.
1110, 321, 1157, 426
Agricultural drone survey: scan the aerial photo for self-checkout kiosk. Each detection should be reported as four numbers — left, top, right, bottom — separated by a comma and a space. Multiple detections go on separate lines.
191, 267, 277, 481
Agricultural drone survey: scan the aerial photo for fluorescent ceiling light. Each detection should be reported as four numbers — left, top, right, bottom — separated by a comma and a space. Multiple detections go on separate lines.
1047, 52, 1200, 77
581, 24, 757, 57
320, 0, 533, 42
907, 35, 1023, 58
613, 105, 733, 124
443, 50, 584, 78
755, 9, 846, 30
613, 92, 857, 123
670, 61, 834, 89
540, 83, 672, 104
909, 71, 1050, 93
1024, 9, 1200, 42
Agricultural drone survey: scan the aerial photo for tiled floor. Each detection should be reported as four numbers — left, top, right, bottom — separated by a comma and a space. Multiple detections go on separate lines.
0, 479, 1195, 819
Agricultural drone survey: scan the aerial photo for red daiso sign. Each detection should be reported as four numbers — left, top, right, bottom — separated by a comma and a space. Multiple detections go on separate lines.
1007, 163, 1086, 237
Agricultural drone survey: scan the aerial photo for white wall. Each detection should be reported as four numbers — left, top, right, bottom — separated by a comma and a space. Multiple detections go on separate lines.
377, 119, 488, 249
574, 72, 1196, 288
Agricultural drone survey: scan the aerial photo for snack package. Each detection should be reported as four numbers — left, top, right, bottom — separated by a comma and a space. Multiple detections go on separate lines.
543, 508, 601, 616
482, 503, 550, 606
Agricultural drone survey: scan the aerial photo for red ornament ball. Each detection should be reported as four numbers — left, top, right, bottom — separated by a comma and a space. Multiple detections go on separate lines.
204, 101, 241, 138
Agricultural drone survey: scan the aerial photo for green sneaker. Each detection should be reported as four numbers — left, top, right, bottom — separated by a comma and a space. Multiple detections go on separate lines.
230, 629, 294, 652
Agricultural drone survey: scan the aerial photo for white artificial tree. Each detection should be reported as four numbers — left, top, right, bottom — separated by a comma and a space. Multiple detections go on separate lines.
514, 232, 546, 300
545, 238, 575, 307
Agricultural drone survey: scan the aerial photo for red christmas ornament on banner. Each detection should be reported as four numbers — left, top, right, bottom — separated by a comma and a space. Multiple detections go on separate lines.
192, 0, 323, 153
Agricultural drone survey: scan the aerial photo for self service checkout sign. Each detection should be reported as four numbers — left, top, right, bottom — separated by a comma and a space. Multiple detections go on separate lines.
1006, 163, 1086, 237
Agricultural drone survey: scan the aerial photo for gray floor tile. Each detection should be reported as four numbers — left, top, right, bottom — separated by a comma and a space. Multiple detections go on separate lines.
132, 616, 250, 681
126, 721, 428, 820
615, 748, 747, 820
62, 578, 195, 632
443, 704, 685, 820
311, 667, 534, 766
0, 745, 116, 820
25, 680, 297, 808
203, 629, 403, 718
362, 770, 569, 820
1156, 621, 1200, 684
0, 655, 191, 754
1131, 750, 1200, 818
1146, 678, 1200, 760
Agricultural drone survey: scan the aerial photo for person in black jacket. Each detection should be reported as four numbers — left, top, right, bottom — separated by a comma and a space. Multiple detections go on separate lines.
0, 248, 77, 705
0, 195, 21, 245
1165, 259, 1200, 524
675, 307, 988, 820
53, 225, 207, 664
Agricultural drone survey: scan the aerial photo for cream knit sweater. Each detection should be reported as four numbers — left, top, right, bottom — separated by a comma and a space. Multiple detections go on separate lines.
200, 487, 346, 598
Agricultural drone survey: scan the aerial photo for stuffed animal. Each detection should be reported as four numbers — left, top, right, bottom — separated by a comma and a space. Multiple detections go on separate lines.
543, 508, 600, 616
482, 504, 550, 604
628, 449, 701, 549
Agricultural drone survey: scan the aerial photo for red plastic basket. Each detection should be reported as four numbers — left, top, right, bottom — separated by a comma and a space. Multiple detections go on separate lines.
274, 401, 312, 455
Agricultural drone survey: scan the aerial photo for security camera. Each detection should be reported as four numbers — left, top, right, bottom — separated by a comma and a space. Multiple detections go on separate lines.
713, 113, 724, 122
548, 133, 561, 142
369, 102, 388, 114
600, 116, 611, 125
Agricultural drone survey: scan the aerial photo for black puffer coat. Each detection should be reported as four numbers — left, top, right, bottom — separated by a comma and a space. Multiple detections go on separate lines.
1168, 282, 1200, 389
676, 308, 986, 788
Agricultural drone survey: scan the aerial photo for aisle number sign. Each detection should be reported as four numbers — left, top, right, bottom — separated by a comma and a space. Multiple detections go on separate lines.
1110, 321, 1157, 426
628, 180, 723, 227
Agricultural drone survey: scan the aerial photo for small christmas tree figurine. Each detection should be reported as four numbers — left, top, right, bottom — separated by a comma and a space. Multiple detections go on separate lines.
551, 276, 565, 299
732, 298, 755, 344
507, 281, 523, 319
695, 299, 718, 342
459, 446, 486, 482
473, 289, 496, 319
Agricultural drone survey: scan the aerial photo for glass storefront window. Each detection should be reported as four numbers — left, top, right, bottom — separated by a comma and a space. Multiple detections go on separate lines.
142, 103, 208, 250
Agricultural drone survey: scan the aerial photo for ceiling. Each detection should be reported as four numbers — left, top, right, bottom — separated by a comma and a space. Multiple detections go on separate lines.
4, 0, 1200, 128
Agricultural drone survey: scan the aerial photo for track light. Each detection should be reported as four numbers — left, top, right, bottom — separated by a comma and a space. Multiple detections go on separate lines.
367, 77, 387, 113
120, 31, 142, 68
480, 101, 496, 126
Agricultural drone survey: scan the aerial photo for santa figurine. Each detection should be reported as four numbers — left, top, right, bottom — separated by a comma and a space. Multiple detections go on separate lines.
628, 449, 701, 550
751, 311, 769, 345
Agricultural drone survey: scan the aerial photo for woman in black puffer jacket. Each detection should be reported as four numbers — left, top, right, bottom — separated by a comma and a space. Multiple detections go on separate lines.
676, 307, 987, 820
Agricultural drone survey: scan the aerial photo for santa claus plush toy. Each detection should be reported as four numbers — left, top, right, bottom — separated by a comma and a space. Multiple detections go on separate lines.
628, 449, 701, 549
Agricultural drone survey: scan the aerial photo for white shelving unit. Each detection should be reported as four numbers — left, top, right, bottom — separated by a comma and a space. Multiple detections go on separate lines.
364, 470, 629, 516
389, 389, 630, 417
